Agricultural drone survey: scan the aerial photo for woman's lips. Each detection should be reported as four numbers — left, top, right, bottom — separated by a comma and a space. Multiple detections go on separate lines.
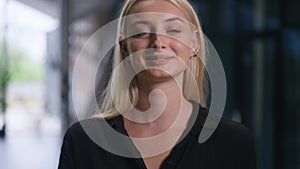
145, 55, 175, 65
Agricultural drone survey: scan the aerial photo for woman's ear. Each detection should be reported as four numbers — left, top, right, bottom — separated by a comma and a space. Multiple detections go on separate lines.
190, 30, 200, 57
191, 30, 200, 52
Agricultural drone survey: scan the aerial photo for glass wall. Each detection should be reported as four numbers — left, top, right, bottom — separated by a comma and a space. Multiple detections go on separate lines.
188, 0, 300, 168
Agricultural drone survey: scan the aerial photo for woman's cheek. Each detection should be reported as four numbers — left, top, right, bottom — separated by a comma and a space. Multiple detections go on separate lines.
172, 43, 191, 61
128, 39, 150, 53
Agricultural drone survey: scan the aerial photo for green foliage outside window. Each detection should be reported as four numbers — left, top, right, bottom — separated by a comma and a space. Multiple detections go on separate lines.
0, 43, 9, 113
0, 42, 44, 113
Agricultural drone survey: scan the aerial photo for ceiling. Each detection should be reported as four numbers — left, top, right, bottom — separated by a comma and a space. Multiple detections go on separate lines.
16, 0, 118, 21
17, 0, 59, 18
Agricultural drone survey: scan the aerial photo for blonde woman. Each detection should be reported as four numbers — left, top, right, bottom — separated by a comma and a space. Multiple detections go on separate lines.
58, 0, 256, 169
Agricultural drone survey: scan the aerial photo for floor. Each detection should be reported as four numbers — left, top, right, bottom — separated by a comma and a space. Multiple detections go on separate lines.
0, 132, 62, 169
0, 82, 63, 169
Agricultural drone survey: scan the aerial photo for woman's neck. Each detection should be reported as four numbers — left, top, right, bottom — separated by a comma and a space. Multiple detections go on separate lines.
124, 73, 193, 137
136, 75, 183, 111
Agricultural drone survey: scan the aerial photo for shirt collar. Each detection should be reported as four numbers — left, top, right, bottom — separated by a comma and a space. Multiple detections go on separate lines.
106, 100, 219, 136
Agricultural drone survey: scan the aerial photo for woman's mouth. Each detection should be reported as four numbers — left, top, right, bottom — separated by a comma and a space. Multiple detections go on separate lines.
145, 55, 175, 65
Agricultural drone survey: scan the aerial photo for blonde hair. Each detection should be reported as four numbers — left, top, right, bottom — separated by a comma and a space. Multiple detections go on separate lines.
98, 0, 207, 119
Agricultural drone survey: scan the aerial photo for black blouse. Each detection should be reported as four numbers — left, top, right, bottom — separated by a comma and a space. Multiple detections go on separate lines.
58, 102, 256, 169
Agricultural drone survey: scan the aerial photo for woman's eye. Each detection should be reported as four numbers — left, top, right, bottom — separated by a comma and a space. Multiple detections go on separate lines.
167, 29, 181, 35
132, 32, 152, 39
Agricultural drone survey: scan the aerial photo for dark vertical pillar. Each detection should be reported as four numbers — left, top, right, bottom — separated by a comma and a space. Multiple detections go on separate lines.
273, 0, 284, 168
234, 0, 243, 122
60, 0, 70, 133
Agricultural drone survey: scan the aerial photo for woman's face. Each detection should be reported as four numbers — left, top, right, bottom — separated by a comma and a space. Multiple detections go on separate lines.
122, 1, 197, 82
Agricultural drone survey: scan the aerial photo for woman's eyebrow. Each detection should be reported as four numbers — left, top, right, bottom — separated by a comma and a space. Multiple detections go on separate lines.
131, 17, 185, 25
165, 17, 185, 23
132, 20, 151, 26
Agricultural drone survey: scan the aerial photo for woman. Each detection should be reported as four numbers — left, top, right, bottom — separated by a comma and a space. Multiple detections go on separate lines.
58, 0, 256, 169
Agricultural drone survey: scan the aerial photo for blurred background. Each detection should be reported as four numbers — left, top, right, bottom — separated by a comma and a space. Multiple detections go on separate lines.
0, 0, 299, 169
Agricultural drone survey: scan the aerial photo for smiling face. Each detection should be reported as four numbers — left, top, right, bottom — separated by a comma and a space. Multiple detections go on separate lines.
121, 0, 197, 83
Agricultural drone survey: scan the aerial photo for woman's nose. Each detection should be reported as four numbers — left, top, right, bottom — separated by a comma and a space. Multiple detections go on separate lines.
151, 33, 167, 49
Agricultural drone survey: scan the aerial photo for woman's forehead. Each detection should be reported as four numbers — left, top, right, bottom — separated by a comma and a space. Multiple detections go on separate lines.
128, 0, 188, 20
125, 12, 188, 26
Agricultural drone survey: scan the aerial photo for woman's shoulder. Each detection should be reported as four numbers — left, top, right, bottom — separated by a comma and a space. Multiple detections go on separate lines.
219, 117, 252, 135
213, 117, 255, 145
63, 116, 123, 140
210, 117, 256, 167
194, 103, 254, 142
62, 119, 97, 142
65, 118, 97, 134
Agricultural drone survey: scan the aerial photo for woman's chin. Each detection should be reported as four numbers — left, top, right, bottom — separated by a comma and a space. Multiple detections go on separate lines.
137, 68, 184, 83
